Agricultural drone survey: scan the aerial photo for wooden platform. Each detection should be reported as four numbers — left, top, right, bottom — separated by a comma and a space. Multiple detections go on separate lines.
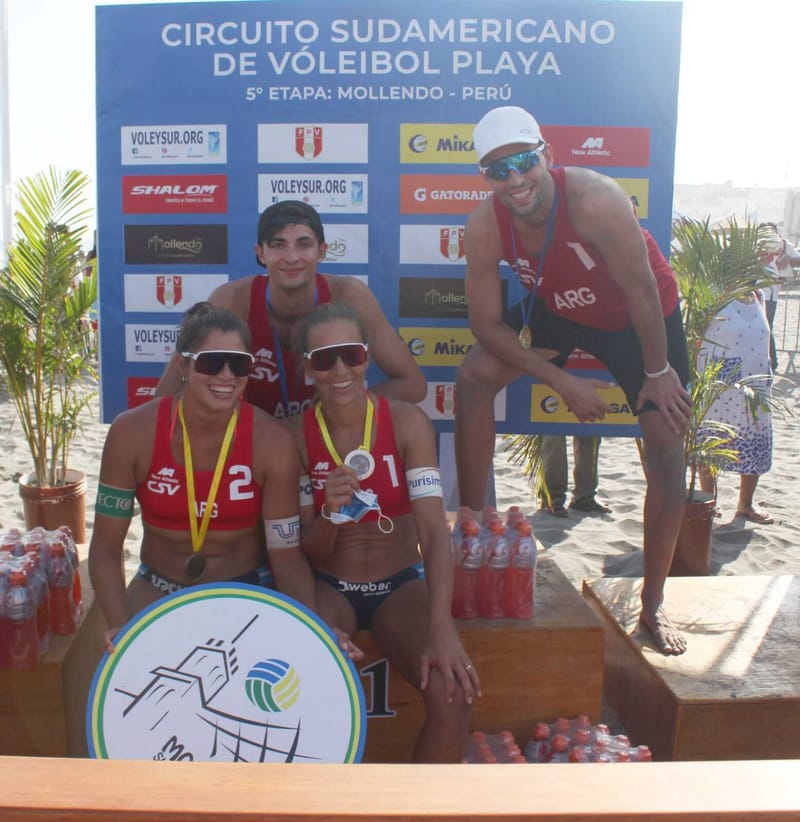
359, 556, 604, 762
583, 575, 800, 762
0, 558, 103, 758
1, 756, 798, 820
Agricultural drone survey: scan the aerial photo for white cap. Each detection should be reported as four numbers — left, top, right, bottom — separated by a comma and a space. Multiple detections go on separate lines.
473, 106, 544, 163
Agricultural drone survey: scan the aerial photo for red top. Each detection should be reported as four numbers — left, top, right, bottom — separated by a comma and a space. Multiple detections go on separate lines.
303, 395, 413, 522
492, 166, 679, 330
137, 397, 262, 532
244, 274, 332, 418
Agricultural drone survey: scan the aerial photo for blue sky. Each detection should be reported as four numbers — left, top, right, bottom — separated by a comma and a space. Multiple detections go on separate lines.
4, 0, 800, 195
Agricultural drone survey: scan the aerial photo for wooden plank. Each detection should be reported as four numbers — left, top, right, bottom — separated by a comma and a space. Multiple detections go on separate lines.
359, 557, 604, 762
583, 576, 800, 761
0, 756, 798, 820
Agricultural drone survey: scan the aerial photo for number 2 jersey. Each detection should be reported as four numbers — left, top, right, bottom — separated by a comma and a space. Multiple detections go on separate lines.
136, 396, 262, 532
303, 395, 413, 522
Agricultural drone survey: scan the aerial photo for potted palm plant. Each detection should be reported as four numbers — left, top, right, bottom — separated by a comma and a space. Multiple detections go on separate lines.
668, 214, 785, 574
0, 167, 97, 543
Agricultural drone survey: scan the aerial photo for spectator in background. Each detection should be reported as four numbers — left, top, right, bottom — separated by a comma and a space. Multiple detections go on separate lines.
760, 223, 800, 370
540, 435, 610, 517
698, 289, 774, 524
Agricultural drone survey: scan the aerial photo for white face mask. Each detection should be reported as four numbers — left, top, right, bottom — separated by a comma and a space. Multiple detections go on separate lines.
328, 489, 394, 534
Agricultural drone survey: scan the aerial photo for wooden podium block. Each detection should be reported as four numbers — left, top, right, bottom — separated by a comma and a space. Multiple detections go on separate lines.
583, 575, 800, 762
357, 557, 604, 762
0, 558, 104, 758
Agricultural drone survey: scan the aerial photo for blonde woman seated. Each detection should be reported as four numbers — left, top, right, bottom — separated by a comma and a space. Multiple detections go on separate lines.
89, 302, 315, 651
290, 302, 480, 762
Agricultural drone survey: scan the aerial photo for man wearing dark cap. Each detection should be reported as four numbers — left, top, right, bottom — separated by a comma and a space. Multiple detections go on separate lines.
156, 200, 425, 417
455, 106, 691, 655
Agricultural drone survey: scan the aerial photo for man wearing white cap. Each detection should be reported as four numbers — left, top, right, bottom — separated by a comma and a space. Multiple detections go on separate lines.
455, 106, 691, 655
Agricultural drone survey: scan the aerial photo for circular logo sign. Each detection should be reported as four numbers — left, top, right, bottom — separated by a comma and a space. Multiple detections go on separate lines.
86, 584, 366, 763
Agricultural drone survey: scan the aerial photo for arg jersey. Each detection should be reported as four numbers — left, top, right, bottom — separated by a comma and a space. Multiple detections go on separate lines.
303, 395, 413, 522
492, 166, 678, 331
244, 274, 331, 418
137, 397, 262, 532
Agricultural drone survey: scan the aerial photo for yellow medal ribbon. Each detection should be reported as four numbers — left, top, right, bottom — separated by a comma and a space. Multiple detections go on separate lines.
178, 398, 238, 555
315, 396, 374, 465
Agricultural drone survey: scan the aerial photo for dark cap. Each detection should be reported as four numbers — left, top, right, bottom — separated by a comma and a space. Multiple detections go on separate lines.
256, 200, 325, 247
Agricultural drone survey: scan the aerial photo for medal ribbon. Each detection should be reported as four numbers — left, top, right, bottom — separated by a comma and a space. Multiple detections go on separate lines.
315, 397, 374, 465
178, 398, 238, 555
512, 186, 559, 333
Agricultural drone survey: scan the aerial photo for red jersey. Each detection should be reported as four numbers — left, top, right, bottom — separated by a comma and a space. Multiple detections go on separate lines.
244, 274, 332, 419
137, 397, 262, 532
492, 166, 679, 331
303, 395, 413, 522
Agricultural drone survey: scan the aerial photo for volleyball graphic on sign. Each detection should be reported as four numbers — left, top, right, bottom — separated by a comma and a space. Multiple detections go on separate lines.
245, 659, 301, 712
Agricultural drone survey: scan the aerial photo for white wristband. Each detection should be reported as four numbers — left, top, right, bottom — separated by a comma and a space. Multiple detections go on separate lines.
644, 363, 671, 378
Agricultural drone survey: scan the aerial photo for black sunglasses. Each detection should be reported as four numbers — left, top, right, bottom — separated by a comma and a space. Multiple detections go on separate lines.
182, 349, 254, 377
304, 342, 369, 371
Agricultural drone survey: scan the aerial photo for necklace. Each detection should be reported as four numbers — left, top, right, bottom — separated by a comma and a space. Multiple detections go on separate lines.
315, 397, 375, 479
511, 187, 559, 349
178, 398, 238, 580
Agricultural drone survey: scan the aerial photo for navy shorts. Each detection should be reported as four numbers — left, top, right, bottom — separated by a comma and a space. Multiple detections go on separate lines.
137, 562, 275, 596
505, 299, 690, 414
314, 562, 425, 630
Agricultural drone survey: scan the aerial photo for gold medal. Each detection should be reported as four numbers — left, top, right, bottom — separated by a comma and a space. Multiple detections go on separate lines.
184, 552, 208, 580
519, 325, 532, 350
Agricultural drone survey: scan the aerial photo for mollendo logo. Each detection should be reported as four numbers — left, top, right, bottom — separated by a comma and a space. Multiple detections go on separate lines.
87, 584, 365, 763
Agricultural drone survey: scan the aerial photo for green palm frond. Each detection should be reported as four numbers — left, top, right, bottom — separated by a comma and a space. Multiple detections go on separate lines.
0, 167, 96, 487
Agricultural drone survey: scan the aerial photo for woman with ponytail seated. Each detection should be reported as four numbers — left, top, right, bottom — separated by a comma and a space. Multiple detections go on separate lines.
290, 302, 481, 762
89, 301, 315, 651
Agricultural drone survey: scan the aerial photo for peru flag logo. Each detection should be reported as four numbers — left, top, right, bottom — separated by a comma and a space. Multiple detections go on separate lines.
156, 275, 182, 308
439, 227, 465, 262
295, 126, 323, 160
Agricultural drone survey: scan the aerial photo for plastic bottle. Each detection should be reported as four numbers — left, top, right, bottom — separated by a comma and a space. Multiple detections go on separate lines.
548, 733, 571, 763
47, 539, 77, 635
0, 557, 10, 670
504, 520, 537, 619
504, 506, 525, 540
5, 566, 40, 670
452, 519, 481, 619
55, 526, 82, 610
477, 518, 510, 618
22, 552, 51, 657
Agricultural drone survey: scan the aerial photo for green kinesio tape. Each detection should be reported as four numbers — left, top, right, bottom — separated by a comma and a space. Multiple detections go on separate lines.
96, 483, 135, 518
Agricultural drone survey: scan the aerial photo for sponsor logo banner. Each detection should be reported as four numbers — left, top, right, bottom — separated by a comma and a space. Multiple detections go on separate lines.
530, 384, 636, 424
419, 382, 506, 422
125, 324, 180, 362
398, 277, 467, 319
122, 175, 228, 214
614, 178, 650, 220
124, 225, 228, 265
124, 274, 229, 312
127, 377, 159, 408
321, 225, 369, 264
86, 585, 366, 762
258, 123, 368, 163
399, 225, 465, 264
399, 124, 476, 163
400, 175, 490, 215
121, 125, 227, 165
258, 174, 367, 213
400, 327, 475, 366
546, 126, 650, 168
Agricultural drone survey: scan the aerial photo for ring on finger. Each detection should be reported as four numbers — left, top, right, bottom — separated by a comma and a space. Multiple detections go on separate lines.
465, 663, 472, 672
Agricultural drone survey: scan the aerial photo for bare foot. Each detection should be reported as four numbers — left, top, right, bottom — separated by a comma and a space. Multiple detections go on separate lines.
736, 508, 774, 525
639, 606, 687, 655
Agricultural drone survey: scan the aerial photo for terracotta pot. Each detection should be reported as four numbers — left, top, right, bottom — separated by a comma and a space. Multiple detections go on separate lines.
18, 469, 87, 544
669, 490, 716, 576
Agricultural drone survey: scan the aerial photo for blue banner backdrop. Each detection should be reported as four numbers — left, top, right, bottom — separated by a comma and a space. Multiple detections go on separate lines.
96, 0, 682, 435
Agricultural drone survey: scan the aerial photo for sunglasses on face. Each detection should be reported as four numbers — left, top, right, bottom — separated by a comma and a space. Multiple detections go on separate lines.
182, 349, 255, 377
304, 342, 369, 371
480, 148, 545, 181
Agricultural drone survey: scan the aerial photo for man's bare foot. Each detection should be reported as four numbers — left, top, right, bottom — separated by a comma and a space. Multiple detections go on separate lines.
639, 606, 687, 655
